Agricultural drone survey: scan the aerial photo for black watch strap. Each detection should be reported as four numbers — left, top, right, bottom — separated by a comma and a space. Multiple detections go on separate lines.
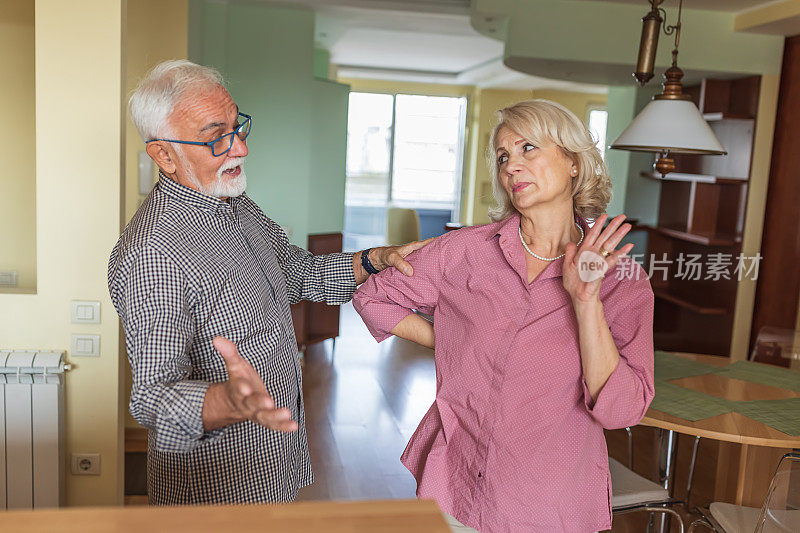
361, 248, 381, 275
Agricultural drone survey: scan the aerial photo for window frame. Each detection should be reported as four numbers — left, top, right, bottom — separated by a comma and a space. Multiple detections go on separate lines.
586, 104, 609, 160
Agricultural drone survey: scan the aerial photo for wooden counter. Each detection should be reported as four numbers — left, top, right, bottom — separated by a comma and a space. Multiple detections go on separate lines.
0, 499, 451, 532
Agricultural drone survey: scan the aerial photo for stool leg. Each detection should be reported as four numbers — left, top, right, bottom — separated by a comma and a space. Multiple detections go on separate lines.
685, 436, 701, 507
653, 429, 679, 533
625, 427, 634, 469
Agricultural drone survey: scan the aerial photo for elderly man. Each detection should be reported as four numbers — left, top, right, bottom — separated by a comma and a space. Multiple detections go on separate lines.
108, 60, 425, 505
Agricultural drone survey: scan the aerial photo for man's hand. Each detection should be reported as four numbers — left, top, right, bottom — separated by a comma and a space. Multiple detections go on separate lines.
202, 337, 298, 433
354, 237, 435, 284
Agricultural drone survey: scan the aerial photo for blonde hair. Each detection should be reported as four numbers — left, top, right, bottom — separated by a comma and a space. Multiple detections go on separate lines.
487, 99, 611, 221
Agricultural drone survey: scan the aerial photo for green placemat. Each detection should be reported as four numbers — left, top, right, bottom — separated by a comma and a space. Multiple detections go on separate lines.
650, 380, 734, 421
715, 361, 800, 393
655, 351, 722, 381
731, 398, 800, 436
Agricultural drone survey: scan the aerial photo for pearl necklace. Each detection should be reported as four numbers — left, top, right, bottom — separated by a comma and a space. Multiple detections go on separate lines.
519, 223, 584, 261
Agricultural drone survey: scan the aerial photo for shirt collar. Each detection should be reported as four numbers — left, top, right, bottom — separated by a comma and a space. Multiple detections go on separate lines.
156, 171, 239, 216
488, 212, 523, 242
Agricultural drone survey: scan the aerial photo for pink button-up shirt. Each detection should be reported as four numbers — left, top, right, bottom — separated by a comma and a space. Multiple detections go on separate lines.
353, 214, 655, 532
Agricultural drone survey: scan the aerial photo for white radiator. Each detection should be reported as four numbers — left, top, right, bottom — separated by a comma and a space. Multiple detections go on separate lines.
0, 350, 67, 510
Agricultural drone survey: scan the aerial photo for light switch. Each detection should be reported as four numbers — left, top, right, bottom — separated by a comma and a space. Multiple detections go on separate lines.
0, 271, 17, 287
71, 300, 101, 324
71, 334, 100, 357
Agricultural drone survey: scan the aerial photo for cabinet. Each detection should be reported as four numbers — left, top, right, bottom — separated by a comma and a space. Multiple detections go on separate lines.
637, 76, 760, 356
291, 233, 343, 352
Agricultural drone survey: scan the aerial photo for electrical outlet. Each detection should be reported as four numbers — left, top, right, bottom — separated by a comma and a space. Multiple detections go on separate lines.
71, 453, 101, 475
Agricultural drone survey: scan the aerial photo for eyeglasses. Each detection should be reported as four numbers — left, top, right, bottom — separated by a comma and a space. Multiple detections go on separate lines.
146, 112, 252, 157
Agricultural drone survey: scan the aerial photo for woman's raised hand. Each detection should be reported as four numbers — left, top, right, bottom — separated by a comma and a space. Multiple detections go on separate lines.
562, 214, 634, 305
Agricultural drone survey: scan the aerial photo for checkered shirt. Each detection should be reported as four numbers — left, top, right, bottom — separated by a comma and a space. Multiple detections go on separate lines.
108, 173, 356, 504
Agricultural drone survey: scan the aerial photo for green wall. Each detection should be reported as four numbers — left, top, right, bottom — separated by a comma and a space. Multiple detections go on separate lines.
603, 86, 636, 219
189, 0, 347, 246
310, 78, 349, 234
314, 48, 331, 80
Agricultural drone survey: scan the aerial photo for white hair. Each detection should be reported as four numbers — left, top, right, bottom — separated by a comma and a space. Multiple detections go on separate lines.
129, 59, 226, 141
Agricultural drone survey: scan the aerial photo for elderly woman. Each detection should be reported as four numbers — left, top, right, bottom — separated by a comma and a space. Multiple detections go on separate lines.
352, 100, 655, 532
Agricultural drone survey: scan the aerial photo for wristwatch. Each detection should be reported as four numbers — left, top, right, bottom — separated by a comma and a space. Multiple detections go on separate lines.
361, 248, 381, 275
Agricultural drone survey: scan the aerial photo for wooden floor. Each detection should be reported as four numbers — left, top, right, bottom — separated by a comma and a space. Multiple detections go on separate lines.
126, 302, 692, 531
296, 302, 432, 502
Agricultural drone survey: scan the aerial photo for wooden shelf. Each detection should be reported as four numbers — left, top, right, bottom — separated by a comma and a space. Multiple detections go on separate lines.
653, 288, 731, 316
703, 112, 755, 121
640, 172, 748, 185
644, 74, 759, 355
642, 225, 742, 247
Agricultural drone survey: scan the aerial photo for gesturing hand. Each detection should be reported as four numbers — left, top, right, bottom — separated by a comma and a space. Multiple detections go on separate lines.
563, 214, 634, 305
212, 337, 298, 433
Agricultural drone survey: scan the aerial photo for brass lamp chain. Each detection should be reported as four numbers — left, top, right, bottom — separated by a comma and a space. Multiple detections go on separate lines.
653, 0, 690, 102
659, 0, 683, 67
651, 0, 688, 176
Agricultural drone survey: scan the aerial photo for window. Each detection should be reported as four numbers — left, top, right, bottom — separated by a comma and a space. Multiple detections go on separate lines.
345, 93, 393, 207
391, 94, 464, 206
588, 108, 608, 160
343, 92, 467, 251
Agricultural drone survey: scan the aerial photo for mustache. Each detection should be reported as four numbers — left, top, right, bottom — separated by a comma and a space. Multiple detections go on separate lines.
219, 157, 246, 175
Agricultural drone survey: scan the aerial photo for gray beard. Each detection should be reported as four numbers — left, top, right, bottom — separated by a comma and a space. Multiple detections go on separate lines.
174, 145, 247, 198
196, 167, 247, 198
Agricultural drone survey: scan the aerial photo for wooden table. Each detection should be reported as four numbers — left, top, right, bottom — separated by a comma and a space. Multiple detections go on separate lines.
640, 353, 800, 510
0, 499, 451, 532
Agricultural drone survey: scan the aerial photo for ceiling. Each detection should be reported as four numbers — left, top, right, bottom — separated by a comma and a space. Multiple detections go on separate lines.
289, 0, 608, 92
315, 7, 500, 73
287, 0, 784, 91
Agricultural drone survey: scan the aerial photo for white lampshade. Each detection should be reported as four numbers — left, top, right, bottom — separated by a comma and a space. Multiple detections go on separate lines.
611, 99, 726, 155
